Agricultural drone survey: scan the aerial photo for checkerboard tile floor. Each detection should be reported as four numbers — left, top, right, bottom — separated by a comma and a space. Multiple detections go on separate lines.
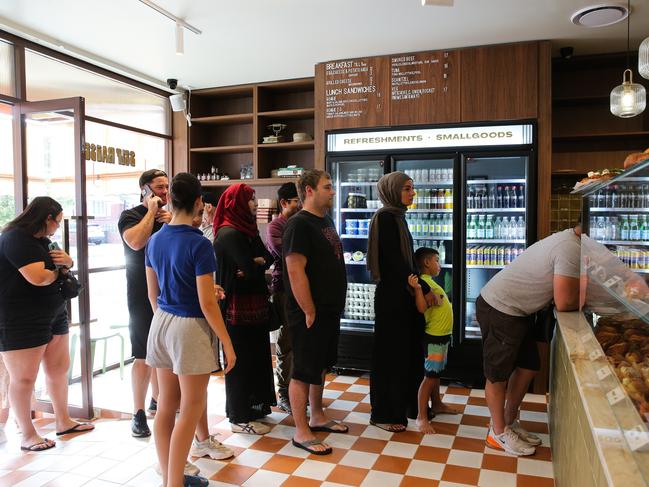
0, 373, 554, 486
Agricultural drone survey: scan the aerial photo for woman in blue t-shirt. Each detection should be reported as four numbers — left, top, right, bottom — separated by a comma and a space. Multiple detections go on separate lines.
145, 173, 236, 487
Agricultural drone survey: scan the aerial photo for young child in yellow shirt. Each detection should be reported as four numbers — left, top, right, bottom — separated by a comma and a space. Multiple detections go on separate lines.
407, 247, 460, 434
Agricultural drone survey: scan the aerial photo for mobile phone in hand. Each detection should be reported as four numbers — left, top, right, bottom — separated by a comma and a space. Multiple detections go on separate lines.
141, 185, 161, 207
48, 242, 65, 268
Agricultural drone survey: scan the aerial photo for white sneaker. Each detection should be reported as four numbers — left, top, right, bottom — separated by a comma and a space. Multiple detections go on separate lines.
486, 426, 536, 456
190, 434, 234, 460
231, 421, 271, 435
510, 420, 542, 446
154, 460, 200, 476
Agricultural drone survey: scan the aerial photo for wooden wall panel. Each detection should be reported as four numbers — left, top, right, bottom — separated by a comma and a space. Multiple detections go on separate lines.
460, 42, 538, 122
172, 111, 188, 175
315, 63, 326, 170
323, 57, 391, 130
537, 41, 552, 240
390, 50, 461, 126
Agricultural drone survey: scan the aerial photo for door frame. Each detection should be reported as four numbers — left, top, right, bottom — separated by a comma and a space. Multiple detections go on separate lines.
16, 97, 93, 419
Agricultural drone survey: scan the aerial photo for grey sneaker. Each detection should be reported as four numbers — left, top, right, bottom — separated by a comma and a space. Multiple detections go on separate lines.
231, 421, 271, 435
190, 434, 234, 460
486, 426, 536, 456
154, 461, 200, 476
510, 419, 542, 446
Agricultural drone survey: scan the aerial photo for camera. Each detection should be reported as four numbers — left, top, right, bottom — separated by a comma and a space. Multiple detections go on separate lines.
166, 78, 178, 90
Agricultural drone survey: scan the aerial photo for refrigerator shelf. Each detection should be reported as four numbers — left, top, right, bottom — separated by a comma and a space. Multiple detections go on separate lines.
466, 265, 505, 269
467, 239, 526, 244
341, 208, 378, 213
599, 240, 649, 246
340, 182, 377, 187
441, 264, 453, 268
408, 208, 453, 213
411, 236, 453, 240
466, 208, 525, 213
341, 318, 374, 325
341, 234, 368, 239
412, 182, 454, 187
467, 179, 526, 185
345, 261, 367, 266
590, 208, 649, 213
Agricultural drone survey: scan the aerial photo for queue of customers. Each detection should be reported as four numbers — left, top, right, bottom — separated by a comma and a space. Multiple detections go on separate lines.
0, 166, 581, 487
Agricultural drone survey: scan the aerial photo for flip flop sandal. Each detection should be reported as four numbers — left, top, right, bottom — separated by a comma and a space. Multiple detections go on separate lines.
369, 420, 406, 432
21, 439, 56, 452
56, 422, 95, 436
291, 437, 332, 455
310, 420, 349, 433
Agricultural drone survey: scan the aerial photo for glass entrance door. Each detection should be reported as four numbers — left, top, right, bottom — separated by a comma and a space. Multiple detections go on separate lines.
19, 97, 93, 418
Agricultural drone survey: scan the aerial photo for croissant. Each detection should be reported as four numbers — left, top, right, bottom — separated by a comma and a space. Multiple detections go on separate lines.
627, 351, 643, 364
607, 342, 629, 355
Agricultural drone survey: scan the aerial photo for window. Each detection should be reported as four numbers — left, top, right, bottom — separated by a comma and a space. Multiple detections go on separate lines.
0, 103, 14, 228
0, 40, 14, 97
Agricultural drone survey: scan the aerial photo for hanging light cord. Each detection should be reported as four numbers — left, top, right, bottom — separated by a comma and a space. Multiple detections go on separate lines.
627, 0, 631, 69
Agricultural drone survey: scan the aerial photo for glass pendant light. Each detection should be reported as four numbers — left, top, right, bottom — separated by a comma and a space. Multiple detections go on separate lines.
639, 36, 649, 79
610, 0, 646, 117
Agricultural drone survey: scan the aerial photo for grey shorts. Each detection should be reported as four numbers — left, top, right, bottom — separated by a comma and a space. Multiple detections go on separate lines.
146, 308, 219, 375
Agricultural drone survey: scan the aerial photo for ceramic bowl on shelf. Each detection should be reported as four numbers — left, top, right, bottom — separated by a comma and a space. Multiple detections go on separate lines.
293, 132, 312, 142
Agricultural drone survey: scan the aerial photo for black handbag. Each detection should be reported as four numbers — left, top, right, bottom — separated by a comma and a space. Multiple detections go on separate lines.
58, 272, 81, 300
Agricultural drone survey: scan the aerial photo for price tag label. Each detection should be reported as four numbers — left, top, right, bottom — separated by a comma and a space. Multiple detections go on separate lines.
607, 386, 625, 406
625, 425, 649, 452
597, 366, 612, 381
589, 349, 604, 361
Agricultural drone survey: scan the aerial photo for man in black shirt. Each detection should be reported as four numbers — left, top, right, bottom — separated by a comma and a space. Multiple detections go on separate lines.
118, 169, 170, 437
284, 169, 347, 456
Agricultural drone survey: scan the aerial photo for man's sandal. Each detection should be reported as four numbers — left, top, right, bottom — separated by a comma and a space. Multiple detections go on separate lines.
291, 438, 332, 455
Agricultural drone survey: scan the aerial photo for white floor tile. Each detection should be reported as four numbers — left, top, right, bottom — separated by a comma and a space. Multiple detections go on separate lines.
292, 458, 336, 480
329, 400, 357, 411
405, 459, 445, 480
124, 467, 162, 487
469, 389, 486, 398
321, 482, 353, 487
439, 482, 477, 487
361, 395, 371, 404
523, 393, 547, 404
222, 433, 262, 448
420, 433, 455, 449
264, 412, 289, 424
347, 384, 370, 394
332, 375, 358, 384
242, 469, 289, 486
323, 389, 344, 400
13, 471, 62, 487
192, 457, 228, 478
265, 424, 295, 441
520, 411, 549, 423
360, 425, 394, 441
231, 449, 274, 468
78, 480, 122, 487
343, 411, 371, 424
457, 425, 489, 440
441, 394, 470, 405
17, 454, 65, 471
381, 441, 418, 458
447, 449, 484, 468
339, 450, 379, 469
479, 469, 517, 487
68, 456, 120, 478
463, 405, 490, 417
46, 472, 91, 486
517, 458, 554, 478
276, 442, 310, 458
97, 459, 149, 484
360, 470, 404, 487
433, 413, 463, 424
323, 432, 358, 450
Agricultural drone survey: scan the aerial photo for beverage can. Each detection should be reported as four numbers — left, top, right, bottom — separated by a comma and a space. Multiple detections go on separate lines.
497, 246, 505, 266
467, 246, 475, 265
504, 246, 512, 264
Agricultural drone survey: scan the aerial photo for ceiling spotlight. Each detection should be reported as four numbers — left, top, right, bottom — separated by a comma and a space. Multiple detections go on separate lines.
138, 0, 201, 55
422, 0, 454, 5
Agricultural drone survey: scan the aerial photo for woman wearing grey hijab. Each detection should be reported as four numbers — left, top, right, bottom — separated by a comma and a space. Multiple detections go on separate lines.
366, 172, 430, 432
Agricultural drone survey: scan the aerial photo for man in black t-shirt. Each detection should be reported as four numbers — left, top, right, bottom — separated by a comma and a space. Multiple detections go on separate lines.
118, 169, 170, 438
284, 169, 347, 456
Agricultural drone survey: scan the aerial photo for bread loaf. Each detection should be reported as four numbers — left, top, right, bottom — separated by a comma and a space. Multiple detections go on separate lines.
624, 150, 649, 169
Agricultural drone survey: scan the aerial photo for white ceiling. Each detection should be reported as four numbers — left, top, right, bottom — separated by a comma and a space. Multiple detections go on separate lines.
1, 0, 648, 92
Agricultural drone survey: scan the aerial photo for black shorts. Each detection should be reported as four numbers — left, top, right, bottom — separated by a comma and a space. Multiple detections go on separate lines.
0, 309, 69, 352
287, 307, 340, 385
128, 303, 154, 359
476, 295, 540, 383
421, 334, 451, 378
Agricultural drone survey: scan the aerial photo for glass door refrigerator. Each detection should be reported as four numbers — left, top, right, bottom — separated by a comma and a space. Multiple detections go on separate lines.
456, 152, 536, 382
329, 155, 388, 370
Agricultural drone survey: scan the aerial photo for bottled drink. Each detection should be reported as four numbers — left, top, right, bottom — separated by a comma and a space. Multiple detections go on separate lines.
445, 189, 452, 209
438, 189, 446, 209
468, 215, 476, 239
641, 216, 649, 241
477, 215, 486, 239
596, 189, 605, 208
415, 215, 422, 237
485, 215, 494, 239
467, 187, 475, 209
608, 216, 618, 241
487, 187, 496, 209
629, 186, 638, 208
621, 216, 630, 240
517, 216, 525, 240
631, 215, 640, 241
496, 186, 503, 208
435, 214, 443, 235
442, 215, 449, 236
517, 185, 525, 208
604, 187, 612, 208
610, 185, 618, 208
508, 186, 517, 208
439, 242, 446, 264
494, 216, 502, 238
422, 215, 430, 235
643, 185, 649, 208
502, 186, 510, 208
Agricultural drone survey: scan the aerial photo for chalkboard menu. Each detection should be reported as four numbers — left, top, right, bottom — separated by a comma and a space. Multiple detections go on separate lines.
324, 57, 390, 130
390, 50, 460, 125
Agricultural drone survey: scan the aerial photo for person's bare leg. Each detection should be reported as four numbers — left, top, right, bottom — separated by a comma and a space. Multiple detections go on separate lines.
155, 368, 180, 487
168, 374, 209, 487
504, 368, 537, 425
42, 334, 93, 433
308, 371, 347, 432
485, 379, 508, 435
1, 346, 51, 449
431, 378, 461, 414
151, 366, 159, 402
290, 378, 329, 452
416, 378, 435, 433
195, 405, 209, 442
132, 358, 151, 413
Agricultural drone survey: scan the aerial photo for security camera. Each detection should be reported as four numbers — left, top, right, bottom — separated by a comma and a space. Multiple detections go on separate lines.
560, 47, 574, 60
166, 78, 178, 90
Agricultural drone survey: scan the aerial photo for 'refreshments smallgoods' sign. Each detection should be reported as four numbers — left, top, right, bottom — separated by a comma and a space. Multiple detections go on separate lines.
84, 143, 135, 167
327, 124, 534, 152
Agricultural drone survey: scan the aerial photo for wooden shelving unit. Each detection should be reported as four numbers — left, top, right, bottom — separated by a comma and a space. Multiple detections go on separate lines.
188, 77, 314, 186
552, 53, 649, 176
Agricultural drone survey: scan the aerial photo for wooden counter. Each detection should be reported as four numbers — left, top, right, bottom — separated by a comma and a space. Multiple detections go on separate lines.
551, 311, 649, 486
